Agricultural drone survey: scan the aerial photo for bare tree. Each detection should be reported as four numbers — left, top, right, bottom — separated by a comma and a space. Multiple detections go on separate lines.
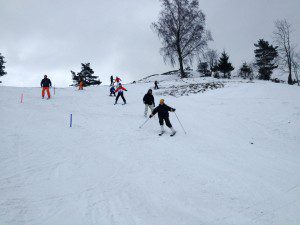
152, 0, 212, 78
203, 49, 218, 72
197, 49, 218, 76
273, 19, 299, 85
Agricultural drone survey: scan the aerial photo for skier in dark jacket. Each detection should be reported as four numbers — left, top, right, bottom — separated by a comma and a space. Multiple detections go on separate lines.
110, 75, 114, 86
110, 86, 116, 96
40, 75, 52, 99
143, 89, 155, 117
154, 80, 159, 89
150, 99, 176, 136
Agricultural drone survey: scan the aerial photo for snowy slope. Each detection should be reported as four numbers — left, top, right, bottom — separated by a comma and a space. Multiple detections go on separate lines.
0, 77, 300, 225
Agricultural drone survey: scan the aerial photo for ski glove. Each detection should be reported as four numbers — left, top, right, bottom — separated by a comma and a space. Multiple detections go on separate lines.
172, 108, 176, 112
149, 114, 153, 118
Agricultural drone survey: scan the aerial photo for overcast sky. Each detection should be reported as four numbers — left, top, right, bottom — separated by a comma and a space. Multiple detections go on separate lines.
0, 0, 299, 87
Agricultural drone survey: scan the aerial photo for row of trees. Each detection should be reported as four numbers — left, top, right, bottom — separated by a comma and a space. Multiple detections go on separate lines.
197, 50, 234, 78
152, 0, 299, 85
0, 53, 6, 83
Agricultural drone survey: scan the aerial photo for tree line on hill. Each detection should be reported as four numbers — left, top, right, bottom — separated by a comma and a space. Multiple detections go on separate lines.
152, 0, 299, 85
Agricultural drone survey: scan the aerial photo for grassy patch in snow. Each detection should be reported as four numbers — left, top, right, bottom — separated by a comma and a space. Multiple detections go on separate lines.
156, 82, 225, 97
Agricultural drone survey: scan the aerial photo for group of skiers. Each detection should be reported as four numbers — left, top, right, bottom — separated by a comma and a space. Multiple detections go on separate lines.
143, 88, 176, 136
39, 74, 176, 136
109, 75, 127, 105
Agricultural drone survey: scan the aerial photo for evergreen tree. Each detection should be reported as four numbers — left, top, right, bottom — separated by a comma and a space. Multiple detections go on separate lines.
71, 63, 101, 86
216, 51, 234, 78
197, 62, 210, 76
238, 62, 253, 80
0, 53, 7, 83
254, 39, 278, 80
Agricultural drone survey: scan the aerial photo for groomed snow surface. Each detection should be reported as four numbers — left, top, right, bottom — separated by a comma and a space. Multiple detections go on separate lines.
1, 76, 300, 225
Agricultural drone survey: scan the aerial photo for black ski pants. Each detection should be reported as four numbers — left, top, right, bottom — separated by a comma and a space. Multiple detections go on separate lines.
115, 92, 126, 103
159, 116, 172, 128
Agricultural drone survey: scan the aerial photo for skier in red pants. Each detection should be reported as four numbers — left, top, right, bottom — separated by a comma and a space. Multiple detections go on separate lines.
41, 75, 52, 99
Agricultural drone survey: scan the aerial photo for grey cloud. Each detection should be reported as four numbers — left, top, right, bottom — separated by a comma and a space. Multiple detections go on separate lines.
0, 0, 299, 86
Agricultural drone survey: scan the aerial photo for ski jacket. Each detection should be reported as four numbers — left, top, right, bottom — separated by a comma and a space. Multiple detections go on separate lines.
41, 78, 52, 87
115, 86, 127, 93
143, 93, 155, 105
152, 104, 175, 118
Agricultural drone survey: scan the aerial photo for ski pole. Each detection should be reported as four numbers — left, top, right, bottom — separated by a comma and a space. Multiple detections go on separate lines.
174, 112, 187, 134
139, 118, 150, 129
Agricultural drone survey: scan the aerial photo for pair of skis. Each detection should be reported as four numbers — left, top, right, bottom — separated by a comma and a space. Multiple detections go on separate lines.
159, 131, 176, 137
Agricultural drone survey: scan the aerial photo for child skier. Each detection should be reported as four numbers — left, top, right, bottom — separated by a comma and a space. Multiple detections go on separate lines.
114, 83, 127, 105
143, 89, 155, 117
78, 79, 84, 90
40, 75, 52, 99
154, 80, 159, 89
110, 86, 116, 96
150, 99, 176, 136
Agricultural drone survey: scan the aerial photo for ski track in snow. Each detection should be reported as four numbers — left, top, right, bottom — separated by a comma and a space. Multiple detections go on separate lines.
0, 78, 300, 225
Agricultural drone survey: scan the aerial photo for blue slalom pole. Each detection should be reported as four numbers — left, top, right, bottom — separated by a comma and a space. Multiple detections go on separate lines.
70, 114, 73, 127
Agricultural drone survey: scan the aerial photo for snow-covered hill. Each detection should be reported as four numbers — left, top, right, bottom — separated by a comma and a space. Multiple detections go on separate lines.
1, 76, 300, 225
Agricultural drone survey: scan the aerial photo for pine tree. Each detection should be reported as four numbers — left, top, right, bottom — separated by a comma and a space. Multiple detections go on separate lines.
216, 51, 234, 78
0, 53, 7, 83
197, 62, 210, 76
238, 62, 253, 80
71, 63, 101, 86
254, 39, 278, 80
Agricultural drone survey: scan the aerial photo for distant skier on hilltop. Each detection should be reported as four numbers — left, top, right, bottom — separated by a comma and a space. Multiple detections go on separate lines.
150, 99, 176, 136
154, 80, 159, 89
40, 75, 52, 99
110, 75, 114, 86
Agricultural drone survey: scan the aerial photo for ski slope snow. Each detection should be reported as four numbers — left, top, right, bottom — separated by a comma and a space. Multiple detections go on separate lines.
0, 77, 300, 225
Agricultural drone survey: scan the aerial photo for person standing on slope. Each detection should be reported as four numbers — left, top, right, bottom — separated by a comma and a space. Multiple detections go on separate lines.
78, 78, 84, 90
143, 89, 155, 117
114, 83, 127, 105
41, 75, 52, 99
154, 80, 159, 89
150, 99, 176, 136
110, 75, 114, 86
110, 86, 116, 96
